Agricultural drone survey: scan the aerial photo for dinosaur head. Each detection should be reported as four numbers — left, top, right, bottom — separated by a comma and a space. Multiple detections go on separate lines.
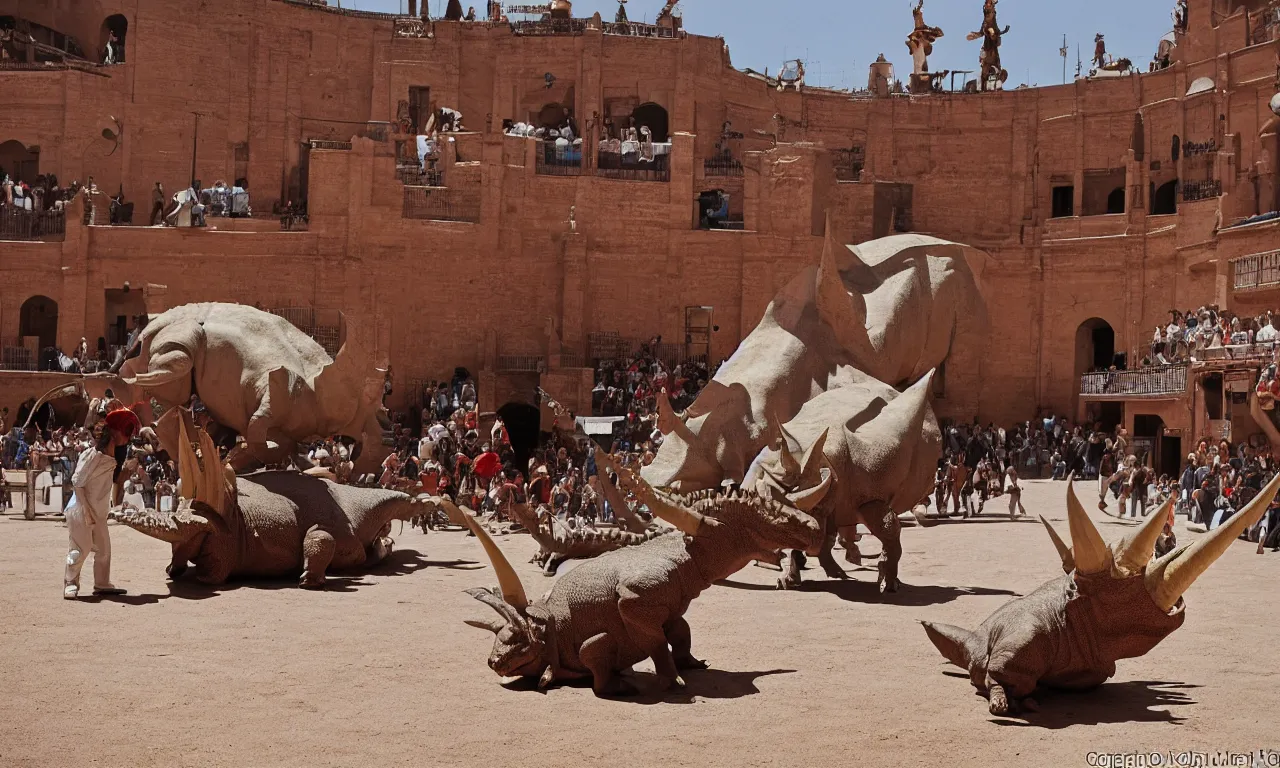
109, 503, 224, 545
922, 474, 1280, 713
455, 500, 554, 682
750, 425, 835, 516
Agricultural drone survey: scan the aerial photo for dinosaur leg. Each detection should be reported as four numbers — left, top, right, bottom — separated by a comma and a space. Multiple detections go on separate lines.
300, 525, 336, 588
166, 533, 207, 580
860, 501, 902, 594
839, 528, 863, 565
817, 520, 847, 579
776, 550, 803, 590
666, 617, 708, 671
365, 535, 394, 568
617, 590, 684, 690
541, 555, 562, 577
580, 632, 635, 697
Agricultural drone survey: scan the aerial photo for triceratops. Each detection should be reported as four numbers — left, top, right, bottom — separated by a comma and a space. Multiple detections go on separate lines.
745, 372, 942, 592
922, 475, 1280, 715
85, 302, 388, 473
642, 226, 987, 494
462, 443, 831, 696
110, 412, 428, 587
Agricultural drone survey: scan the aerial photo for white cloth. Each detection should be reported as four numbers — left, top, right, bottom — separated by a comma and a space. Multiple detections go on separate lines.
64, 447, 118, 590
427, 423, 448, 441
418, 436, 436, 461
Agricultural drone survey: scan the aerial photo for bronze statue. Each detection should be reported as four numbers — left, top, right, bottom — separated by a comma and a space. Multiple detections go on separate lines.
1093, 34, 1107, 69
966, 0, 1009, 91
906, 1, 944, 76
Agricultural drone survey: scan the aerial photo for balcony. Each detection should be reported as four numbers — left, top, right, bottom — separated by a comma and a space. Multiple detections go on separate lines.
535, 140, 584, 176
396, 165, 444, 187
703, 155, 744, 178
832, 148, 865, 182
1181, 179, 1222, 202
0, 209, 65, 241
1079, 364, 1188, 398
1232, 249, 1280, 291
497, 354, 545, 372
402, 186, 480, 223
596, 151, 670, 183
510, 18, 587, 36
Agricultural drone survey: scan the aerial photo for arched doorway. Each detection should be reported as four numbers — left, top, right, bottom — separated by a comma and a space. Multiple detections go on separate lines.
536, 102, 569, 130
1106, 187, 1126, 214
1151, 179, 1178, 215
1075, 317, 1117, 375
20, 295, 59, 355
631, 103, 669, 143
101, 14, 127, 63
497, 400, 541, 476
0, 140, 39, 184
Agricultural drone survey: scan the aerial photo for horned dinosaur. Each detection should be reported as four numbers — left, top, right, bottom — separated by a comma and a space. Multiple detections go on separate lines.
461, 443, 832, 696
642, 225, 987, 494
506, 501, 675, 576
81, 302, 389, 474
744, 372, 942, 592
110, 411, 428, 587
922, 475, 1280, 715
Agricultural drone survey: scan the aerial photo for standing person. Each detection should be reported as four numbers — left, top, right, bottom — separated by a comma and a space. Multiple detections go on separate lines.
1005, 463, 1025, 518
150, 182, 165, 225
63, 408, 139, 599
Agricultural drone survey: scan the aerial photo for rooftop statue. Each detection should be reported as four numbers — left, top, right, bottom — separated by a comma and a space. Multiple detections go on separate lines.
906, 0, 944, 76
966, 0, 1009, 91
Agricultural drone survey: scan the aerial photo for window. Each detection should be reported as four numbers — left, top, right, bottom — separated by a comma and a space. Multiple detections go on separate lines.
1051, 186, 1075, 218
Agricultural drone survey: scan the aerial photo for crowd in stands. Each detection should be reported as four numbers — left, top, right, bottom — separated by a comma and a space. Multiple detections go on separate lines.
0, 170, 82, 214
1139, 306, 1280, 368
931, 415, 1280, 552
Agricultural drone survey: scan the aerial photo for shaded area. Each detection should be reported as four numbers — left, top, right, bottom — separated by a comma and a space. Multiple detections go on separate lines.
991, 680, 1198, 729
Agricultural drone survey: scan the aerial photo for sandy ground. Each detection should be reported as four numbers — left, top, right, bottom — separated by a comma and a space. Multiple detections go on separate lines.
1, 479, 1277, 768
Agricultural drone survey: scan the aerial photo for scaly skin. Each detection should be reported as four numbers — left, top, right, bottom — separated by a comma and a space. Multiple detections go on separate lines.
467, 488, 826, 696
507, 503, 674, 575
112, 471, 430, 587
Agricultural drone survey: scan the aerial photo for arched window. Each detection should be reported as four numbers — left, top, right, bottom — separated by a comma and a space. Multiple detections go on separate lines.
631, 103, 669, 143
101, 14, 127, 64
19, 295, 59, 353
1106, 187, 1126, 214
1152, 180, 1178, 215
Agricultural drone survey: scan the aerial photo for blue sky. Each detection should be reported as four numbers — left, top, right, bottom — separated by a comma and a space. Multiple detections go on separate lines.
347, 0, 1177, 89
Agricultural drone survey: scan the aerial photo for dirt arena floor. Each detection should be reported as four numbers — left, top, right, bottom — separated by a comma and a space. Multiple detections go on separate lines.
2, 479, 1277, 768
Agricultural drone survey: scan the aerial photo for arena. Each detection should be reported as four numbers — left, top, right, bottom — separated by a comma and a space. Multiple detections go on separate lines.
3, 1, 1280, 766
0, 480, 1275, 767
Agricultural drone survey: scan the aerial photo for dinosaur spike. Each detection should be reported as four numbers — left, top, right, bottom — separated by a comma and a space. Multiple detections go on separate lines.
605, 453, 717, 537
456, 504, 529, 611
1039, 515, 1075, 574
1146, 472, 1280, 612
921, 621, 978, 669
1066, 476, 1110, 575
797, 428, 830, 488
177, 410, 198, 501
196, 427, 227, 512
1111, 496, 1174, 577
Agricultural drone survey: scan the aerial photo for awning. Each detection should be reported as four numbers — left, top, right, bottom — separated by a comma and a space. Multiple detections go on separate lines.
577, 416, 625, 436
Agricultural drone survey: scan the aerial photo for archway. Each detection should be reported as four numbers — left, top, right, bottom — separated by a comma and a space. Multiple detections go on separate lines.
1075, 318, 1116, 376
1106, 187, 1126, 214
1152, 179, 1178, 215
535, 102, 569, 130
19, 295, 59, 353
100, 14, 127, 63
0, 140, 39, 184
631, 103, 669, 143
497, 401, 541, 476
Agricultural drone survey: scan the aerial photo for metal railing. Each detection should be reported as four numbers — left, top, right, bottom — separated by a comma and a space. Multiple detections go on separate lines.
1182, 179, 1222, 202
600, 21, 678, 38
587, 333, 693, 369
1233, 249, 1280, 290
0, 347, 35, 371
703, 155, 744, 177
1079, 364, 1189, 397
558, 349, 585, 368
535, 140, 584, 176
266, 307, 344, 357
396, 166, 444, 187
497, 354, 545, 372
402, 186, 481, 222
1198, 342, 1278, 362
511, 18, 586, 35
596, 153, 670, 183
0, 209, 66, 241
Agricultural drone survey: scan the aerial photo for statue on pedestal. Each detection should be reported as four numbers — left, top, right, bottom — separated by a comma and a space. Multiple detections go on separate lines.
906, 1, 944, 76
966, 0, 1009, 91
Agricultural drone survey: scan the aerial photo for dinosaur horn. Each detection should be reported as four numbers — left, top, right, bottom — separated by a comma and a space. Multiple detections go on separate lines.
1066, 475, 1110, 574
111, 507, 213, 545
1112, 495, 1175, 577
797, 427, 830, 487
456, 505, 529, 611
603, 450, 712, 537
1038, 515, 1075, 573
176, 409, 199, 501
921, 621, 978, 669
1146, 472, 1280, 612
196, 427, 226, 512
775, 415, 801, 480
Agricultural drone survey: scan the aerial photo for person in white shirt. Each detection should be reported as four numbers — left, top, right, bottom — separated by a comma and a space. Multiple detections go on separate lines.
418, 432, 436, 461
63, 408, 140, 599
1004, 464, 1025, 518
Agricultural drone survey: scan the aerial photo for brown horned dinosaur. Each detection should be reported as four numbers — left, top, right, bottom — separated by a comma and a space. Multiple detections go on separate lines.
110, 410, 430, 587
505, 500, 676, 576
746, 372, 942, 593
460, 442, 832, 696
922, 475, 1280, 715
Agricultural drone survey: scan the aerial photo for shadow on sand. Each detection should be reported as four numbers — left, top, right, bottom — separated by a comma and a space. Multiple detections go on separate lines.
715, 577, 1019, 607
989, 680, 1199, 728
503, 668, 796, 704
